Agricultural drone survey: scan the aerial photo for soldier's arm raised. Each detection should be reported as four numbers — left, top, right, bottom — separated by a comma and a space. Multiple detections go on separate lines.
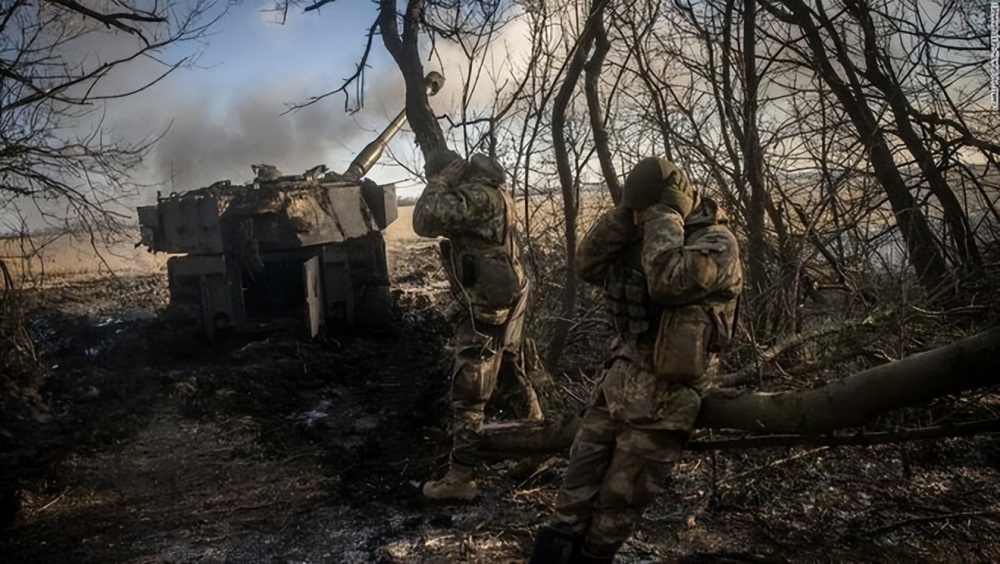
412, 179, 507, 243
576, 207, 637, 286
639, 204, 740, 305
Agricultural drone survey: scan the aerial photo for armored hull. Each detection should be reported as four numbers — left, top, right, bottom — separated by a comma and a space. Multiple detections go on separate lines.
137, 170, 398, 340
137, 71, 445, 340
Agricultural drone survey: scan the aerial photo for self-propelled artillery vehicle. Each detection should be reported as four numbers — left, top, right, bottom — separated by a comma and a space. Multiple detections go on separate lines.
137, 72, 445, 340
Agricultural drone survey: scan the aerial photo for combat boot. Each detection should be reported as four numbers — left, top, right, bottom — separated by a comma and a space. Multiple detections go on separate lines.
528, 525, 578, 564
422, 464, 478, 501
572, 548, 615, 563
571, 542, 618, 563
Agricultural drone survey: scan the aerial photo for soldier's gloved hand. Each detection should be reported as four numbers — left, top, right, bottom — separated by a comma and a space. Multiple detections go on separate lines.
635, 203, 682, 226
609, 205, 638, 237
434, 158, 467, 186
621, 157, 695, 218
658, 169, 695, 218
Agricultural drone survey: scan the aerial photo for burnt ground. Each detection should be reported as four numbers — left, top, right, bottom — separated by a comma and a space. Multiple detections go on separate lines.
2, 247, 1000, 563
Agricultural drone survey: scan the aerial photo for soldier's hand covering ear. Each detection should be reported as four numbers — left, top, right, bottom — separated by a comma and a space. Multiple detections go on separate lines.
658, 169, 695, 219
609, 205, 638, 238
621, 157, 695, 218
635, 203, 679, 226
434, 158, 467, 186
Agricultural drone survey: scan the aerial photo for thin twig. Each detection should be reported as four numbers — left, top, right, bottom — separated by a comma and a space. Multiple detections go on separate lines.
688, 418, 1000, 451
868, 508, 1000, 537
718, 447, 829, 486
32, 489, 71, 515
283, 15, 380, 114
303, 0, 338, 12
45, 0, 164, 45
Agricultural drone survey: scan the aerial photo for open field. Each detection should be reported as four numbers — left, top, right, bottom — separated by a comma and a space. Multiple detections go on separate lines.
0, 195, 607, 286
1, 232, 170, 285
1, 205, 425, 287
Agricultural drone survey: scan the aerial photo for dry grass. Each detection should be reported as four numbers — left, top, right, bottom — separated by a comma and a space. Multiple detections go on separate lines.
0, 231, 169, 287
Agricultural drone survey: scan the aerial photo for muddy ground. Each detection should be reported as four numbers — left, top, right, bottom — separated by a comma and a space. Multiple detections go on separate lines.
2, 241, 1000, 563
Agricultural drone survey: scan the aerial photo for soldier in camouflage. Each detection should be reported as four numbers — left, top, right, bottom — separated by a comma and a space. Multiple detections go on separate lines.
415, 150, 542, 501
529, 157, 743, 563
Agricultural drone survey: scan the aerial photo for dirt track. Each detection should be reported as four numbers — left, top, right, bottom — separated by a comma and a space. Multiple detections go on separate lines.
2, 210, 1000, 563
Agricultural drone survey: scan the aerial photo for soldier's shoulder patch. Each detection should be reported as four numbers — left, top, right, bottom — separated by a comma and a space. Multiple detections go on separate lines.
683, 241, 727, 254
455, 182, 500, 206
684, 230, 733, 254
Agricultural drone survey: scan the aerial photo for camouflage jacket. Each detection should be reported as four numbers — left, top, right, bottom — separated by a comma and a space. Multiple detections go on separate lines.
578, 198, 743, 430
413, 156, 527, 325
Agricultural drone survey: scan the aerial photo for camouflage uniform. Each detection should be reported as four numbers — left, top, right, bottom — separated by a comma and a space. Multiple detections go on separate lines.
538, 159, 743, 560
414, 154, 539, 496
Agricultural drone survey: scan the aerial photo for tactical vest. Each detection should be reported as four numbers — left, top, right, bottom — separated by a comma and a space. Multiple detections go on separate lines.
439, 187, 526, 325
604, 266, 655, 338
603, 234, 739, 383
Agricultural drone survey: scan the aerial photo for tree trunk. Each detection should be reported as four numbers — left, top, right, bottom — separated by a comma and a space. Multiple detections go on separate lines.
543, 0, 604, 370
583, 7, 621, 204
766, 0, 951, 292
697, 328, 1000, 433
843, 0, 980, 270
742, 0, 770, 299
377, 0, 448, 160
473, 328, 1000, 458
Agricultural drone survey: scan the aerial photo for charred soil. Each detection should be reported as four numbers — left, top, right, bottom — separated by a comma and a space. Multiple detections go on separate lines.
1, 246, 999, 563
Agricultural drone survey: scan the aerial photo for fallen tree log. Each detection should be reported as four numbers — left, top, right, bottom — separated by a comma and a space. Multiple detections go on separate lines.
685, 418, 1000, 450
698, 327, 1000, 433
474, 327, 1000, 458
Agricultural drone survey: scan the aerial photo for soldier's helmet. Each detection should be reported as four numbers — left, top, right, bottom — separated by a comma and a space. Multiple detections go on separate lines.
621, 156, 691, 211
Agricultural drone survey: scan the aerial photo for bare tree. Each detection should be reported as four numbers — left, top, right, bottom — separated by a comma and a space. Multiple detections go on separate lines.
595, 0, 998, 341
741, 0, 771, 299
289, 0, 518, 166
1, 0, 222, 428
284, 0, 999, 380
541, 0, 609, 368
755, 0, 997, 293
0, 0, 221, 238
582, 1, 620, 204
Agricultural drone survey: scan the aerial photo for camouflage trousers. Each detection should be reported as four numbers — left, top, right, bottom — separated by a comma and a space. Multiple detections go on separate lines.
448, 287, 537, 467
547, 360, 693, 557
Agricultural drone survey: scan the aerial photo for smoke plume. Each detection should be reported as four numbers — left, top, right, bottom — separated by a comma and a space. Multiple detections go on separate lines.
146, 69, 408, 197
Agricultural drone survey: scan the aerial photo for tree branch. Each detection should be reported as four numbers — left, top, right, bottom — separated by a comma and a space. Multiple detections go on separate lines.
303, 0, 338, 12
583, 4, 619, 204
377, 0, 446, 163
44, 0, 165, 45
284, 15, 380, 113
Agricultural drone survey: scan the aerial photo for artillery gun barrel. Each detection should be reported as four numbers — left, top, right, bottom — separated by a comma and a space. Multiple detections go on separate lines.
341, 71, 445, 182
